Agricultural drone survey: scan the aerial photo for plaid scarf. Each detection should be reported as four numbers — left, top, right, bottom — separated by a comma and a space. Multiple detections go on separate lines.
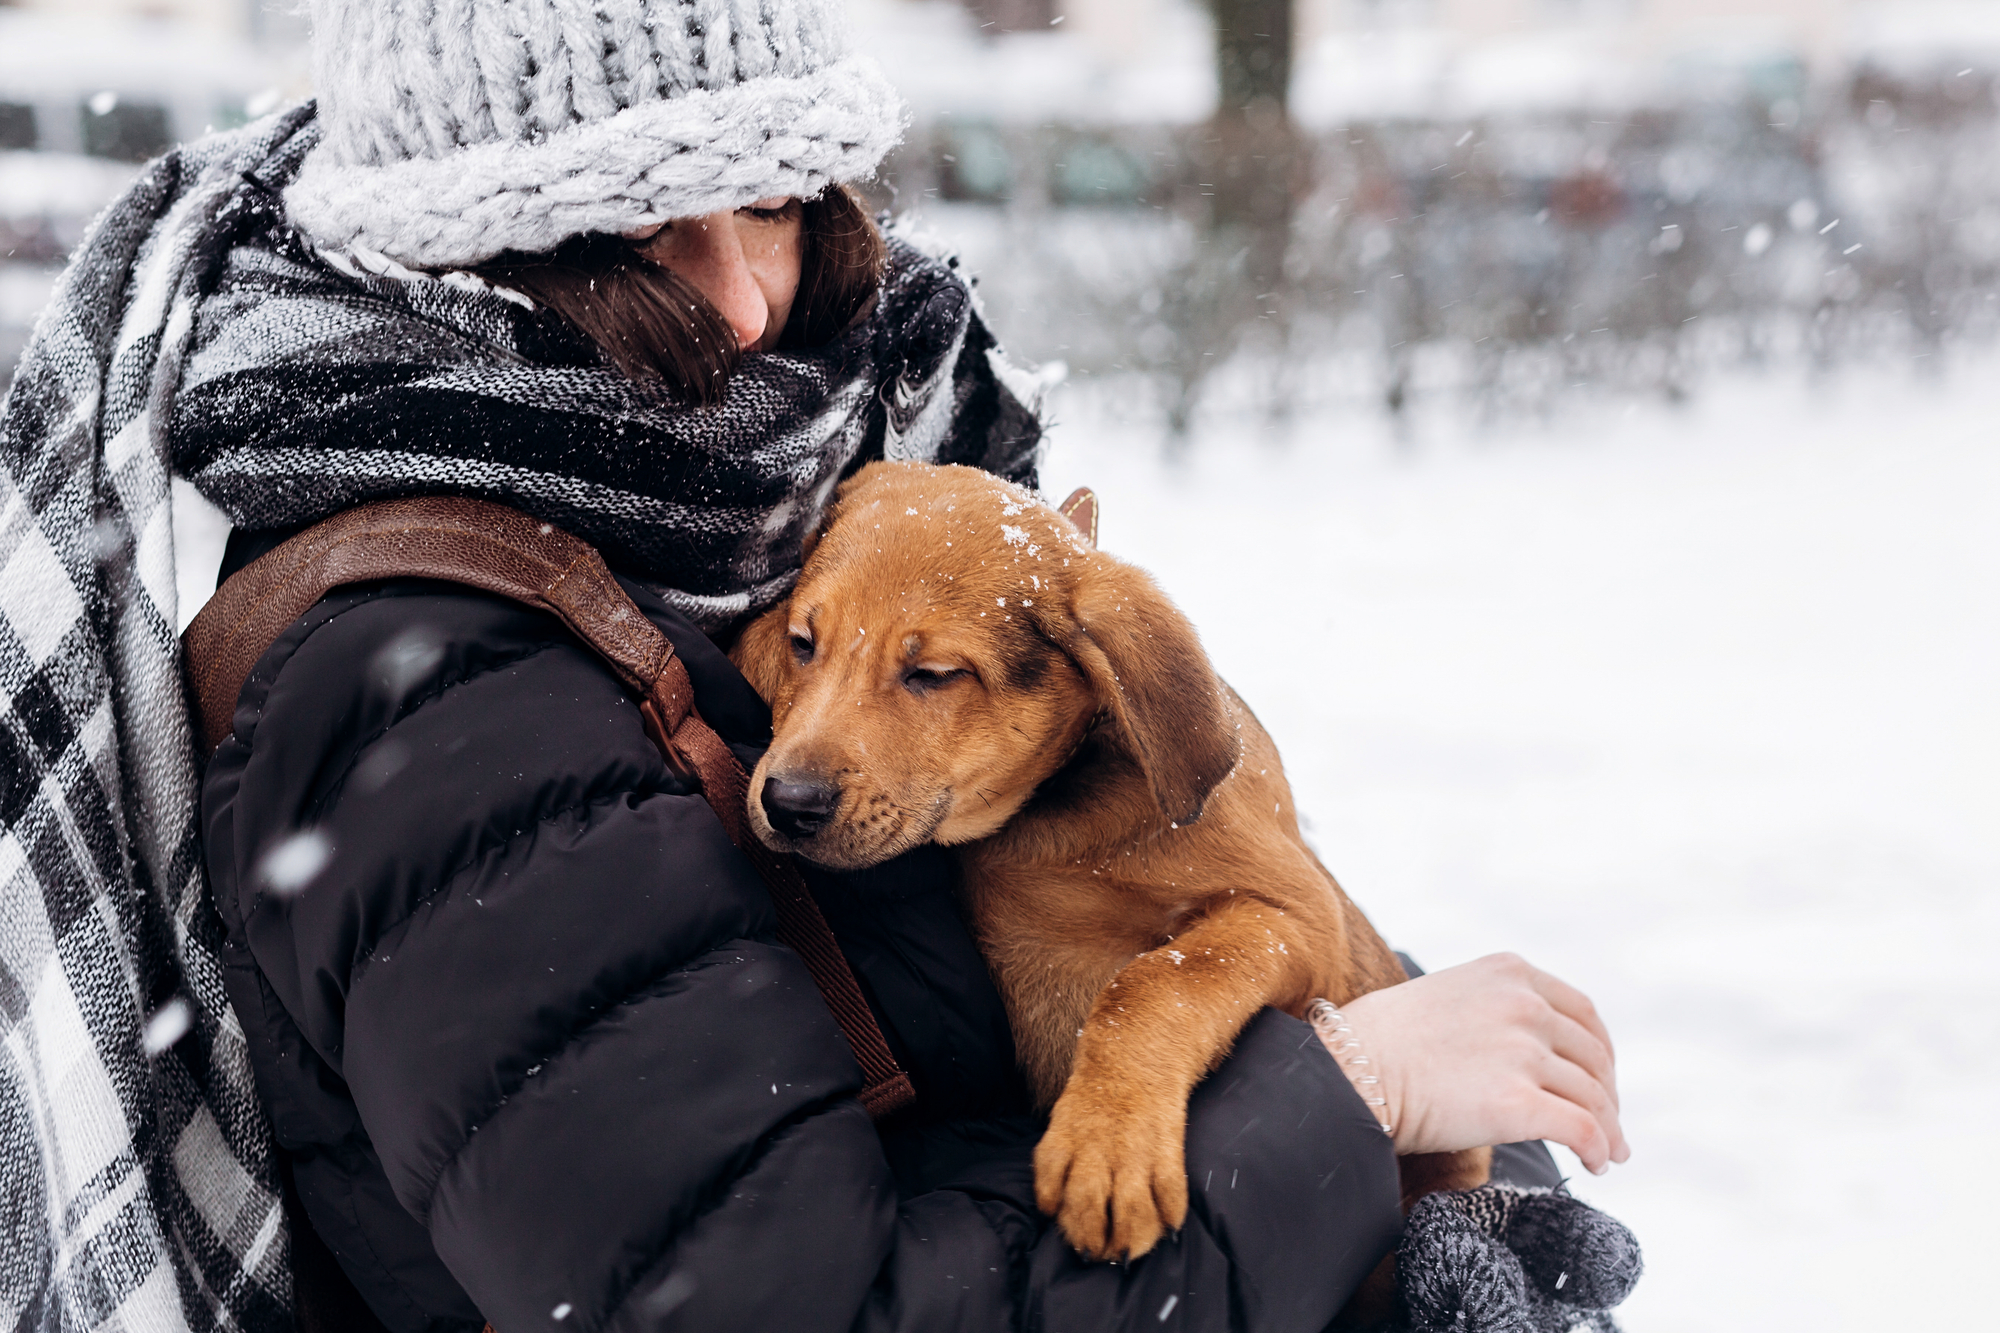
0, 104, 1041, 1332
171, 131, 1042, 627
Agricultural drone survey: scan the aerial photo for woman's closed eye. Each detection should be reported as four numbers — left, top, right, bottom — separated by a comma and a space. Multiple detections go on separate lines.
739, 197, 802, 223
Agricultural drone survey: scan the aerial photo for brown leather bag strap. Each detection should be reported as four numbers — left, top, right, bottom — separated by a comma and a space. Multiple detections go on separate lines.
184, 496, 914, 1120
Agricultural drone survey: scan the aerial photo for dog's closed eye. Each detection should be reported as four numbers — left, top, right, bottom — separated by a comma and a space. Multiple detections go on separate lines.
903, 665, 971, 694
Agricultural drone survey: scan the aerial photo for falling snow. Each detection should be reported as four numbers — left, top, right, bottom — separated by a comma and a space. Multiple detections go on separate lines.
257, 830, 332, 897
141, 998, 191, 1056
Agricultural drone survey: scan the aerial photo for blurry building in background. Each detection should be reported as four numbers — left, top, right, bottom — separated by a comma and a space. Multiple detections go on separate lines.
880, 0, 2000, 124
0, 0, 302, 163
1292, 0, 2000, 120
6, 0, 2000, 423
4, 0, 307, 44
0, 0, 301, 374
855, 0, 2000, 433
1, 0, 299, 159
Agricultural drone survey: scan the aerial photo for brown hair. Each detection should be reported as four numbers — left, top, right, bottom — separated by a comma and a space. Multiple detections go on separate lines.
478, 185, 885, 407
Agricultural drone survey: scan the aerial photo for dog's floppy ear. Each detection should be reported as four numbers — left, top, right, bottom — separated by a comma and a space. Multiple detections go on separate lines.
1062, 555, 1239, 825
729, 602, 794, 707
741, 495, 845, 699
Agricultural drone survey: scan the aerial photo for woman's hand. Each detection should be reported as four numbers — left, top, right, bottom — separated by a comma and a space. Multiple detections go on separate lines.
1335, 953, 1630, 1173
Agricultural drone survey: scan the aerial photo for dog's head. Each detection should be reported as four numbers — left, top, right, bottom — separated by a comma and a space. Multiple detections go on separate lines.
735, 461, 1239, 869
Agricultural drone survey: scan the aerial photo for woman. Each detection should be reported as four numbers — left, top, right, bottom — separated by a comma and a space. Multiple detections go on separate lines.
0, 0, 1628, 1328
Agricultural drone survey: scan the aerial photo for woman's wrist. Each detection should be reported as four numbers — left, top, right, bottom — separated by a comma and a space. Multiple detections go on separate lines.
1307, 998, 1395, 1138
1306, 957, 1628, 1170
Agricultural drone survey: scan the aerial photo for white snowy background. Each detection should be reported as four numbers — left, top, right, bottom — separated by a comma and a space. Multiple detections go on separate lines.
1033, 359, 2000, 1333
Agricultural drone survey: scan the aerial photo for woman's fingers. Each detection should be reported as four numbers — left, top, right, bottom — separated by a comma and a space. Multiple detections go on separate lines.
1532, 1085, 1614, 1174
1330, 953, 1630, 1169
1544, 1008, 1620, 1112
1535, 1049, 1628, 1169
1525, 962, 1616, 1064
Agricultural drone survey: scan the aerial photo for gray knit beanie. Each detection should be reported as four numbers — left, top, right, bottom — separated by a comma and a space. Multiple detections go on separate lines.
285, 0, 904, 270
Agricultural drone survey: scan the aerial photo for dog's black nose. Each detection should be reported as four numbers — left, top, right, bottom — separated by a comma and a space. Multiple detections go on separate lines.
761, 777, 841, 840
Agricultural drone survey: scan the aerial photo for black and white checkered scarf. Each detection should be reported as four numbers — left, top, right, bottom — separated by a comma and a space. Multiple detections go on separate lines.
0, 103, 1041, 1331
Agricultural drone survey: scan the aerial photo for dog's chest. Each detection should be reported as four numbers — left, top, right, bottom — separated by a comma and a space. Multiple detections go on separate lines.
964, 855, 1195, 969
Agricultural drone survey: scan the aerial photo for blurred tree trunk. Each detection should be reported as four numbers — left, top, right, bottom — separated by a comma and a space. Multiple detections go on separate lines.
1204, 0, 1297, 231
1148, 0, 1303, 452
1211, 0, 1292, 120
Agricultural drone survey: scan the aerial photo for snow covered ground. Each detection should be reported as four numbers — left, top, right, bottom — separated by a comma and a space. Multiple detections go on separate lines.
1037, 358, 2000, 1331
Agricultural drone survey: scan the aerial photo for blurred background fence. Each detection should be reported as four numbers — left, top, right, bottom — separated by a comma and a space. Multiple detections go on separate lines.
7, 0, 2000, 441
871, 73, 2000, 437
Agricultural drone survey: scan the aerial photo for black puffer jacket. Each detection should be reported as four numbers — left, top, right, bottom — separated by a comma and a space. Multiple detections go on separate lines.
199, 543, 1522, 1333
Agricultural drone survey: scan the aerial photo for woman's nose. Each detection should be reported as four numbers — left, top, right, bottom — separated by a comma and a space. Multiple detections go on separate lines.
677, 214, 768, 351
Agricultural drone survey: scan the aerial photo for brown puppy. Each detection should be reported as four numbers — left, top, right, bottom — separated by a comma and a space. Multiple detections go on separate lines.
731, 460, 1488, 1263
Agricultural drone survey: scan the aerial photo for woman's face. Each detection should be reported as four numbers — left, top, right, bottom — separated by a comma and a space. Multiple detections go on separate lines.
630, 198, 803, 353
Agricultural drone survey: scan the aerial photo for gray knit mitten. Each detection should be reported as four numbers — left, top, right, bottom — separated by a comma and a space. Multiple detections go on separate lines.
1395, 1184, 1641, 1333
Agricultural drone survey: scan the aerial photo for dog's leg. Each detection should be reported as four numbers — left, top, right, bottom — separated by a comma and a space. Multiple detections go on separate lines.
1397, 1147, 1492, 1207
985, 938, 1131, 1109
1034, 894, 1317, 1261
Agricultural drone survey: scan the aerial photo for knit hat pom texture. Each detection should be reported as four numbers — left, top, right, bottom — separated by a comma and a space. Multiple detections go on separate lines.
287, 0, 905, 269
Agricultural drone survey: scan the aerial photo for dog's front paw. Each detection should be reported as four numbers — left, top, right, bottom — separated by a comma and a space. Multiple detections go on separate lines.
1034, 1087, 1188, 1262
